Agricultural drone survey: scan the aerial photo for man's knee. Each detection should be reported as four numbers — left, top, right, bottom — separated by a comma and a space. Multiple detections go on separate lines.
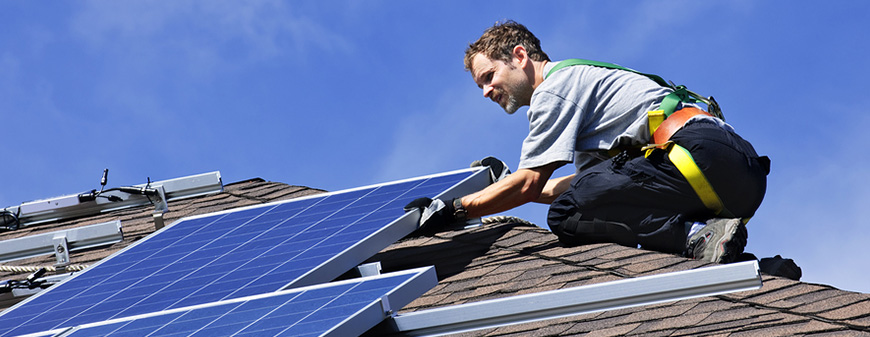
548, 211, 637, 248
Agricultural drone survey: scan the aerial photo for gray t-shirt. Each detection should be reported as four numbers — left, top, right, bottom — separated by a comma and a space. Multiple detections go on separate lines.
518, 61, 678, 173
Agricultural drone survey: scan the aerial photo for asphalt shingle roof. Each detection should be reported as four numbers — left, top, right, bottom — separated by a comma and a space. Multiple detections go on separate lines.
2, 178, 868, 336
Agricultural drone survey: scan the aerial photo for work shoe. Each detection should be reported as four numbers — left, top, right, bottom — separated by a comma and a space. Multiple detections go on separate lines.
685, 218, 747, 263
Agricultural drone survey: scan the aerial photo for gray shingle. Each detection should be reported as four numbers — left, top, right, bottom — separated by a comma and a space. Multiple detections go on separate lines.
4, 178, 869, 336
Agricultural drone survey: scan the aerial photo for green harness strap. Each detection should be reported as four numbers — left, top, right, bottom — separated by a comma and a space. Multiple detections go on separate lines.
546, 58, 718, 119
548, 59, 733, 218
546, 58, 670, 86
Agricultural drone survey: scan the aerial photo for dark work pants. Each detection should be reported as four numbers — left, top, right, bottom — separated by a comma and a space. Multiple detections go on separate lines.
547, 119, 770, 254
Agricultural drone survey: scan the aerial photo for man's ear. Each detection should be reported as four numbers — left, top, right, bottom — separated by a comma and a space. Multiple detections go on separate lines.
511, 45, 529, 67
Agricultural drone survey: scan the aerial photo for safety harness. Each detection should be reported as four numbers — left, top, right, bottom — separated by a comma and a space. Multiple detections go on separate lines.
547, 59, 734, 217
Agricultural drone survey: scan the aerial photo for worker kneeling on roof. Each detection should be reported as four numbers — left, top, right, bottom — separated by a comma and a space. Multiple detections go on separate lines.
404, 20, 769, 264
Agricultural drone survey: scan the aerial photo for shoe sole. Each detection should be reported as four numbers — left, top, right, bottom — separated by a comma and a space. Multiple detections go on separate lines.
689, 218, 747, 263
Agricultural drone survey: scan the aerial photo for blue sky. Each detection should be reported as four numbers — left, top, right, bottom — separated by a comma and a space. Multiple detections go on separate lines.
2, 1, 868, 293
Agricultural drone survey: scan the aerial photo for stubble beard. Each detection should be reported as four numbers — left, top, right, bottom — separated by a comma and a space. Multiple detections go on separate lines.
501, 81, 533, 115
503, 95, 521, 115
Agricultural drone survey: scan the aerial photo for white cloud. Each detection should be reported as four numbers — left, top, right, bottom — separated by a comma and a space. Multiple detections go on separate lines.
0, 53, 20, 95
542, 2, 752, 64
69, 0, 354, 74
0, 51, 84, 207
746, 101, 870, 292
375, 81, 530, 183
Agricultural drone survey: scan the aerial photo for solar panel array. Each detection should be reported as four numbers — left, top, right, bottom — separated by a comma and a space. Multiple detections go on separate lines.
56, 267, 436, 337
0, 168, 487, 337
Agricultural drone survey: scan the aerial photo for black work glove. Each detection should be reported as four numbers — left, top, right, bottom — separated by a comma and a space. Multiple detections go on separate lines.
471, 156, 511, 184
403, 197, 462, 236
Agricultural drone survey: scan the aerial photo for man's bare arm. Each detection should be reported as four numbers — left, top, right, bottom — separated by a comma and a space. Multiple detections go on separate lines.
535, 174, 574, 204
462, 162, 563, 217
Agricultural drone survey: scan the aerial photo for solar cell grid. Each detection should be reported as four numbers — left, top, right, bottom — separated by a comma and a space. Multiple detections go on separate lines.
54, 267, 435, 337
0, 169, 485, 337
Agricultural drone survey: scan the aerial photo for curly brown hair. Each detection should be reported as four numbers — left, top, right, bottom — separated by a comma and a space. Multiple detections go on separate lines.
464, 20, 550, 72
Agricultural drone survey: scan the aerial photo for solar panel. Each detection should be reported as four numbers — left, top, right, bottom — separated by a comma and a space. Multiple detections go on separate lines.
42, 267, 437, 337
0, 168, 488, 337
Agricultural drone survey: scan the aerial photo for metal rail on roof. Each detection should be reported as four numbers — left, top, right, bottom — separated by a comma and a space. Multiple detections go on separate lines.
383, 260, 762, 336
4, 172, 222, 228
0, 220, 123, 265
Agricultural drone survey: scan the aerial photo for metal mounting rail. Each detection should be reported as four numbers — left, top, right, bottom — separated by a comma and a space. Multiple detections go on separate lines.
0, 220, 123, 265
383, 260, 762, 336
5, 172, 222, 228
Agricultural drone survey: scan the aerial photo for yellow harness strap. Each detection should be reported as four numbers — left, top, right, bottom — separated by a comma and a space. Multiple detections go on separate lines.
644, 107, 733, 217
647, 110, 667, 137
666, 143, 726, 216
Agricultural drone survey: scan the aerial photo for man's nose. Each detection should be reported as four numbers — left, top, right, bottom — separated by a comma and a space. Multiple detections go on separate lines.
482, 85, 493, 98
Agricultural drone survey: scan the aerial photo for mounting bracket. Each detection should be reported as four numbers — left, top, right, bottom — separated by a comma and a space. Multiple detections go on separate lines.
0, 220, 123, 263
51, 234, 69, 267
6, 172, 221, 228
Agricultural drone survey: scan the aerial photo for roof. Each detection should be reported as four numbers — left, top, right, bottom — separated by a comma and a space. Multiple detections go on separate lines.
2, 177, 869, 336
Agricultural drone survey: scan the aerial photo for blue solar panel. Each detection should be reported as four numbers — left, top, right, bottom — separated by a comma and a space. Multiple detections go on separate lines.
46, 267, 436, 337
0, 169, 487, 337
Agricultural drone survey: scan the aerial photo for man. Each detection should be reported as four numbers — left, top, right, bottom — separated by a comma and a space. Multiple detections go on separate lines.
405, 21, 769, 263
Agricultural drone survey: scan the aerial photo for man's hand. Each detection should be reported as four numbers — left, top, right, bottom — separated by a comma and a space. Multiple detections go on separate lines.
403, 197, 461, 236
471, 156, 511, 183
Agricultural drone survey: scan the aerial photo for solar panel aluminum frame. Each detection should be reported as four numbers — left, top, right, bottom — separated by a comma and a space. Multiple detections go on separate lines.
0, 168, 488, 335
281, 167, 489, 290
142, 167, 489, 291
25, 266, 438, 337
383, 260, 762, 336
